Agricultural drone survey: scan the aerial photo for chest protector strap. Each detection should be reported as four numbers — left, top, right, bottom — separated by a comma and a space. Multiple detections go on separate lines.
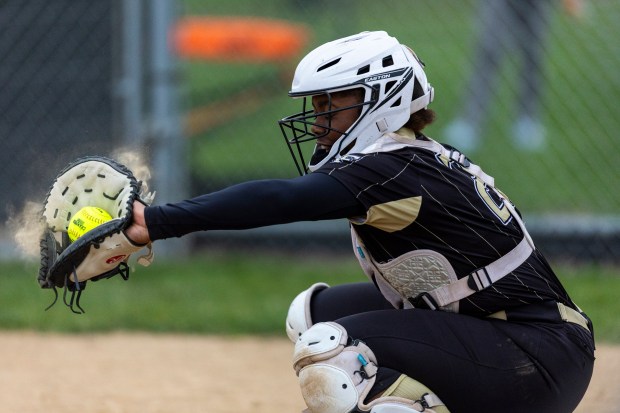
351, 133, 535, 311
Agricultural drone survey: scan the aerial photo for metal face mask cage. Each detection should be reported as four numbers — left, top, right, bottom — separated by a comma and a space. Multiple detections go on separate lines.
278, 86, 376, 175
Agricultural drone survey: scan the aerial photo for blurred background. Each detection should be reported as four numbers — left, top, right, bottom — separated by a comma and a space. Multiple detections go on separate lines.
1, 0, 619, 262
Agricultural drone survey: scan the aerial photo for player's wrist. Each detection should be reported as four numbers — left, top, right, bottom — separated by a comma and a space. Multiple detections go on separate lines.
125, 201, 151, 245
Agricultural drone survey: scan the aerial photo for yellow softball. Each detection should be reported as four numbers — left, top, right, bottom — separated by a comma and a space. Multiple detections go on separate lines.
67, 206, 113, 242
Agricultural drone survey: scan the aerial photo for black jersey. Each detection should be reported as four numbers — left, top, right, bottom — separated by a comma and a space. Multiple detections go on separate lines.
316, 137, 573, 317
145, 134, 574, 318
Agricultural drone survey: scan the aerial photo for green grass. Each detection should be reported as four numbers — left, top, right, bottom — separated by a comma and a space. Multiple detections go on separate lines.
553, 264, 620, 343
1, 255, 618, 342
0, 254, 361, 335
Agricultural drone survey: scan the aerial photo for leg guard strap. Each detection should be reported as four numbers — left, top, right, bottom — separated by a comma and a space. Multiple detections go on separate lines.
367, 374, 449, 413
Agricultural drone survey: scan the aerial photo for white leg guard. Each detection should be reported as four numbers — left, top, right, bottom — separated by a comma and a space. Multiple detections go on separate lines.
285, 282, 329, 342
293, 322, 378, 413
293, 323, 449, 413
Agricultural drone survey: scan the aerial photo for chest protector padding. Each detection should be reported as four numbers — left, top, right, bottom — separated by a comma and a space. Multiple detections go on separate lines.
351, 226, 459, 312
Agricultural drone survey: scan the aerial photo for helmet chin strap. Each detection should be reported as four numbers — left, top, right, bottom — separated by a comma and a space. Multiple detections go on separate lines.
310, 147, 330, 166
308, 127, 353, 171
308, 142, 341, 172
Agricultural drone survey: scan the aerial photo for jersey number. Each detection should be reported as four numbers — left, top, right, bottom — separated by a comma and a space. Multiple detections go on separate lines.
436, 153, 512, 225
473, 177, 512, 225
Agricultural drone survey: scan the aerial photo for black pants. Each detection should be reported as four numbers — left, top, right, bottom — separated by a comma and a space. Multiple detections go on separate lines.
311, 282, 595, 413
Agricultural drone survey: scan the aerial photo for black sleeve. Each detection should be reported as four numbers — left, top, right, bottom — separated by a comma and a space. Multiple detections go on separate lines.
144, 173, 364, 240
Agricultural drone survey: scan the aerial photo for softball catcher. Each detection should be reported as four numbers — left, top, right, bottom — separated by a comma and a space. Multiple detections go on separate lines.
39, 31, 594, 412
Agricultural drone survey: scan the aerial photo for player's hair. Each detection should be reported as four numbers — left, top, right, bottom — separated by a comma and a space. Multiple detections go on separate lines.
404, 108, 436, 133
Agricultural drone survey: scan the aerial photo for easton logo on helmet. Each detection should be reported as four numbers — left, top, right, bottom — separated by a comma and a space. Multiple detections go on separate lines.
364, 74, 391, 82
362, 68, 407, 84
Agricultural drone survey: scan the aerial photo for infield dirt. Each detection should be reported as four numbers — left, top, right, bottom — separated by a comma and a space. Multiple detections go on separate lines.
0, 332, 616, 412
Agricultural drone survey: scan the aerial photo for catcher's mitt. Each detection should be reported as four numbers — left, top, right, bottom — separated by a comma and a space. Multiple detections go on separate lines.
38, 156, 155, 313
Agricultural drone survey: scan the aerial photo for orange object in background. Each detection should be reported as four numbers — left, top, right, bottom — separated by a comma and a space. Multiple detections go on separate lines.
172, 17, 310, 62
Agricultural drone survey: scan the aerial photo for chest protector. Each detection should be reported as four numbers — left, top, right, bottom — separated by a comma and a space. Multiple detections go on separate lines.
350, 132, 535, 312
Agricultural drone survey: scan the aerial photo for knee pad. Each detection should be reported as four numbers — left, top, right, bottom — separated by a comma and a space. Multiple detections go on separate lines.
293, 323, 448, 413
285, 282, 329, 342
293, 322, 378, 413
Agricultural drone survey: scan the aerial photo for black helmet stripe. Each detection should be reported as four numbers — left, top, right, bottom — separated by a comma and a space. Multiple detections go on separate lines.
368, 68, 413, 114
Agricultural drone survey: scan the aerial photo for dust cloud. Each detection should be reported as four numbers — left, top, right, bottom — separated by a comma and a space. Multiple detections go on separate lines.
6, 201, 45, 259
113, 149, 155, 202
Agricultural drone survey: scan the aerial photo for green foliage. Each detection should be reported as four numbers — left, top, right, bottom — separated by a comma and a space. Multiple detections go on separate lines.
1, 256, 618, 342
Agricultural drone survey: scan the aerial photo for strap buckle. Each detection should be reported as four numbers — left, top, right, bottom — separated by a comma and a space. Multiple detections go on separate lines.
409, 292, 440, 310
448, 148, 471, 167
467, 267, 493, 291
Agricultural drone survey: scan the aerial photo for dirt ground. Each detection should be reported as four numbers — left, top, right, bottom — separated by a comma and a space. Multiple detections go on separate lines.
0, 332, 617, 413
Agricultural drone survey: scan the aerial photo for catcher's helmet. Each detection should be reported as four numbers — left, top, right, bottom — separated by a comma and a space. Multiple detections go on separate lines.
279, 31, 434, 174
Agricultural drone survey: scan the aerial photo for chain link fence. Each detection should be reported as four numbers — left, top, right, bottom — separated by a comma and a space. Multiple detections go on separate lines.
0, 0, 116, 223
1, 0, 618, 261
0, 0, 188, 258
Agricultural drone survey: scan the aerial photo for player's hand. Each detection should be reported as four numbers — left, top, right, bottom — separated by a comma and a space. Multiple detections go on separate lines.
125, 200, 151, 245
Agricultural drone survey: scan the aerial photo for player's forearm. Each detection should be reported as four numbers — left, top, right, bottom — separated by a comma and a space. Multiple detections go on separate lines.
143, 174, 363, 240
